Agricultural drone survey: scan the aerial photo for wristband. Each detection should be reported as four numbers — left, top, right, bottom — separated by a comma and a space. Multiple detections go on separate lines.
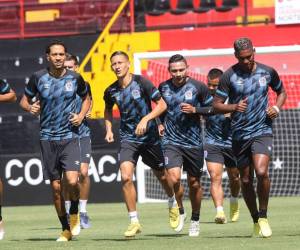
272, 105, 280, 114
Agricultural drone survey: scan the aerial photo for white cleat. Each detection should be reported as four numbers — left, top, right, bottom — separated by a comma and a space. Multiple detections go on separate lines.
189, 220, 200, 237
0, 220, 4, 240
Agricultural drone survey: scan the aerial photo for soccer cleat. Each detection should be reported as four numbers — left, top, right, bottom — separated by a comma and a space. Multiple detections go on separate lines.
56, 230, 72, 242
169, 206, 180, 229
230, 202, 240, 222
124, 222, 142, 237
80, 212, 91, 229
174, 213, 186, 233
70, 213, 81, 236
189, 220, 200, 237
258, 218, 272, 238
253, 223, 261, 237
214, 211, 227, 224
0, 221, 4, 240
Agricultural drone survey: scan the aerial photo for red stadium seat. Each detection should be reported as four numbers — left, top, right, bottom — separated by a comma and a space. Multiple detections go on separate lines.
170, 0, 194, 15
194, 0, 216, 13
216, 0, 239, 12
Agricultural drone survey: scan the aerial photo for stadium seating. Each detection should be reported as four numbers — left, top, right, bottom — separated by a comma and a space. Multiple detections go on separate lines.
170, 0, 194, 15
194, 0, 216, 13
147, 0, 171, 16
215, 0, 239, 12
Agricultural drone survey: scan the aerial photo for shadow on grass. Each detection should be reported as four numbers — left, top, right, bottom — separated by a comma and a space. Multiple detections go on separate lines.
145, 233, 185, 238
205, 235, 252, 239
92, 238, 153, 242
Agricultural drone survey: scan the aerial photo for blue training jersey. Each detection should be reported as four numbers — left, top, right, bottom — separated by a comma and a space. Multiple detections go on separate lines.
215, 62, 283, 141
0, 79, 11, 94
205, 113, 232, 148
104, 74, 161, 144
25, 68, 87, 141
76, 83, 91, 138
159, 77, 212, 148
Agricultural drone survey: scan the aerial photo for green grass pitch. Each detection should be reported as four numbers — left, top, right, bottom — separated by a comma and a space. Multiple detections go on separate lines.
1, 197, 300, 250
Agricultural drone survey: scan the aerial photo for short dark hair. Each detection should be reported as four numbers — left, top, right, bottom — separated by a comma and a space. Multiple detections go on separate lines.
208, 68, 223, 79
45, 39, 67, 54
110, 51, 129, 61
65, 53, 79, 65
233, 37, 253, 53
168, 54, 187, 65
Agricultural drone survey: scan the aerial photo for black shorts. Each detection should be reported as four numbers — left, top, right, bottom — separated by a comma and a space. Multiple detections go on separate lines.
232, 135, 273, 168
204, 144, 237, 168
40, 138, 81, 181
79, 136, 92, 164
163, 144, 204, 178
119, 141, 164, 171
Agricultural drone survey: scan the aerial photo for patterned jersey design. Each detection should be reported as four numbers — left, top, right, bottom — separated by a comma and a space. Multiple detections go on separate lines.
76, 83, 91, 138
216, 62, 283, 140
25, 68, 87, 140
104, 75, 161, 144
159, 78, 212, 148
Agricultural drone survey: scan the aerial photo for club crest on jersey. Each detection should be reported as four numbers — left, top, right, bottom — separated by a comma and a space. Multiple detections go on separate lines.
236, 78, 244, 85
43, 83, 50, 89
259, 76, 267, 87
65, 80, 73, 92
132, 89, 141, 99
184, 90, 193, 100
163, 90, 172, 97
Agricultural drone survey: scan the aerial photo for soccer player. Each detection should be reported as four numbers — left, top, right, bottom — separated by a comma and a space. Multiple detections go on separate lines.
204, 68, 240, 224
20, 40, 90, 241
159, 54, 212, 237
63, 53, 92, 229
213, 38, 287, 237
104, 51, 178, 237
0, 79, 17, 240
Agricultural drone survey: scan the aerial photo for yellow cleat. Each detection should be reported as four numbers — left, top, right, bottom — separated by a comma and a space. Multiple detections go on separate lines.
56, 230, 72, 242
124, 222, 142, 237
70, 213, 81, 236
258, 218, 272, 238
214, 211, 227, 224
253, 223, 261, 237
169, 206, 180, 229
230, 202, 240, 222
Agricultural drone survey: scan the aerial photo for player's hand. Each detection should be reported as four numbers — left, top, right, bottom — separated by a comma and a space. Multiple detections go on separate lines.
30, 100, 40, 116
180, 103, 196, 113
135, 117, 148, 136
69, 112, 84, 126
105, 131, 114, 143
266, 106, 279, 119
235, 98, 248, 112
158, 124, 165, 137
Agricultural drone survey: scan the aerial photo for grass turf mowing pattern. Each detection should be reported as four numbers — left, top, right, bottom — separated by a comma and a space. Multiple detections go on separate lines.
1, 197, 300, 250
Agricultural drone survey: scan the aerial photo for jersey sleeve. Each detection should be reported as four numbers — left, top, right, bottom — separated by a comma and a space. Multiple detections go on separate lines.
140, 76, 161, 102
25, 74, 38, 98
76, 75, 88, 97
215, 72, 231, 101
86, 82, 92, 100
197, 82, 213, 106
103, 87, 115, 109
0, 79, 11, 94
269, 68, 283, 93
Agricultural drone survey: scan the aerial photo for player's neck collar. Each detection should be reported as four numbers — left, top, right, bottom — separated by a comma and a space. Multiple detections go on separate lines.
119, 73, 133, 89
48, 67, 66, 78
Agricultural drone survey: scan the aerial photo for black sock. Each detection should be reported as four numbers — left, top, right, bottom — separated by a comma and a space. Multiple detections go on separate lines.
0, 205, 2, 221
179, 207, 185, 215
191, 212, 200, 221
251, 212, 259, 223
69, 200, 79, 215
59, 214, 70, 231
259, 209, 267, 218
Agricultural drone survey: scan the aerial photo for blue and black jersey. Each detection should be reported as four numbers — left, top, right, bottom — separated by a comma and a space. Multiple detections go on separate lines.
205, 114, 232, 148
216, 62, 283, 141
76, 83, 91, 138
159, 78, 212, 148
25, 68, 87, 141
104, 74, 161, 144
0, 79, 11, 94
